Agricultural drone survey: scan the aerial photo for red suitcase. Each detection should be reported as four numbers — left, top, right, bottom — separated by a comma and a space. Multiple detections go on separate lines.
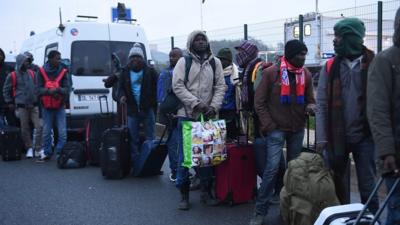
215, 143, 257, 205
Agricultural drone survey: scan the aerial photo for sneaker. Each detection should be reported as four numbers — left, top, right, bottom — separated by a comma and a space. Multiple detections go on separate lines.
36, 154, 51, 163
26, 148, 33, 158
34, 149, 44, 158
169, 171, 177, 182
249, 213, 264, 225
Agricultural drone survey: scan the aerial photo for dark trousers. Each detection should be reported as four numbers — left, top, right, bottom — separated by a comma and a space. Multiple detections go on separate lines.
327, 136, 379, 214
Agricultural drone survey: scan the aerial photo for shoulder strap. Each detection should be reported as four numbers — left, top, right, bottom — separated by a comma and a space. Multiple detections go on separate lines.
11, 72, 16, 97
39, 67, 49, 82
326, 57, 335, 75
55, 68, 67, 83
251, 61, 264, 82
184, 56, 192, 85
27, 69, 35, 84
184, 56, 217, 85
210, 57, 216, 85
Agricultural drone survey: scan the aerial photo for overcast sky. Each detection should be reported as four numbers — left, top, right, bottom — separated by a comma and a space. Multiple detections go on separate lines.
0, 0, 390, 54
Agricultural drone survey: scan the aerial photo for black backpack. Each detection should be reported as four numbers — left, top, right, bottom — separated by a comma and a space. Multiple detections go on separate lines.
57, 142, 87, 169
158, 56, 216, 118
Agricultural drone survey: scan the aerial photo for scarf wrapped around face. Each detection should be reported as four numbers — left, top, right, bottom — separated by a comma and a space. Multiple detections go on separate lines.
280, 56, 305, 104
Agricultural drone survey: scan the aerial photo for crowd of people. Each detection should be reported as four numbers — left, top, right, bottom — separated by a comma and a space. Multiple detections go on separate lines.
0, 8, 399, 225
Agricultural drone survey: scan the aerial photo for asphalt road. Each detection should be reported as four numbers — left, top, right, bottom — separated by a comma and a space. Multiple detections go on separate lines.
0, 157, 284, 225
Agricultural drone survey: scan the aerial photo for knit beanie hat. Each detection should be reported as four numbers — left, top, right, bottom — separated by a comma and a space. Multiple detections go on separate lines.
216, 48, 233, 62
334, 18, 366, 40
284, 39, 308, 60
128, 43, 144, 59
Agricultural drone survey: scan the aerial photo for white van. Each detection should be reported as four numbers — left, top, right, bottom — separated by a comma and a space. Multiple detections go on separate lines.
20, 20, 152, 130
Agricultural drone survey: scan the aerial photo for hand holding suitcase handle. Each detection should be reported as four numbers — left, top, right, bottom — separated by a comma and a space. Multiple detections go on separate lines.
354, 171, 400, 225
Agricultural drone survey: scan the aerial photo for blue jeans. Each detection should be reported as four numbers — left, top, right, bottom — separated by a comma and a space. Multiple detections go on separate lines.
385, 177, 400, 225
127, 109, 155, 159
175, 117, 213, 188
327, 136, 379, 214
166, 125, 178, 172
42, 107, 67, 156
255, 129, 304, 215
253, 137, 286, 195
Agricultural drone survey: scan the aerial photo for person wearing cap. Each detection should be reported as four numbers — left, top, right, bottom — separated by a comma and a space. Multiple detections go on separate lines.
216, 48, 240, 140
118, 43, 157, 163
316, 18, 379, 213
172, 30, 226, 210
367, 8, 400, 225
250, 39, 315, 225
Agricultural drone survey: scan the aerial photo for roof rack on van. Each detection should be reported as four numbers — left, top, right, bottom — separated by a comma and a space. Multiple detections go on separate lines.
75, 15, 98, 22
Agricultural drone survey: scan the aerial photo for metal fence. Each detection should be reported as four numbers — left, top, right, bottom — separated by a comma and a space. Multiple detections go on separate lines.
150, 0, 399, 66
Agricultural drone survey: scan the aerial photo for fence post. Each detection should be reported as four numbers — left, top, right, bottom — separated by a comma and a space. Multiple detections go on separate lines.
244, 24, 248, 40
170, 36, 175, 50
299, 14, 304, 43
377, 1, 383, 53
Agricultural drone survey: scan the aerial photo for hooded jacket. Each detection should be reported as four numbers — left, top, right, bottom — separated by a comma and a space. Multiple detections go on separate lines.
367, 14, 400, 163
172, 30, 226, 118
3, 54, 38, 107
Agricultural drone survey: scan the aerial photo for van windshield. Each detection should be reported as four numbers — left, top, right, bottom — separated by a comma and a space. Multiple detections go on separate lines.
71, 41, 146, 76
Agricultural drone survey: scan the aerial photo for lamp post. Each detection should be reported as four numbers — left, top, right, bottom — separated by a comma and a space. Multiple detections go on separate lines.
200, 0, 205, 30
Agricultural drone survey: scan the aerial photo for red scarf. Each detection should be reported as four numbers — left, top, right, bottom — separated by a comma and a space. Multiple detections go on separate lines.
280, 56, 305, 104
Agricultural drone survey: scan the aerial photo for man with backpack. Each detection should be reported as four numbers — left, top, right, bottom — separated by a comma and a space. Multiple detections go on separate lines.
2, 53, 43, 158
37, 50, 70, 162
215, 48, 240, 140
316, 18, 379, 214
157, 47, 183, 182
172, 30, 226, 210
250, 40, 315, 225
118, 43, 158, 163
367, 7, 400, 225
235, 41, 284, 205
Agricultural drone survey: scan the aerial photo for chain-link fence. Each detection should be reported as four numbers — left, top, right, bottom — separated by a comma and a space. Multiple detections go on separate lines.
150, 0, 399, 67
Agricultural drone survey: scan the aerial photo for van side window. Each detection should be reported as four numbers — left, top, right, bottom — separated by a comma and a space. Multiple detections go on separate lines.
44, 43, 58, 63
71, 41, 146, 76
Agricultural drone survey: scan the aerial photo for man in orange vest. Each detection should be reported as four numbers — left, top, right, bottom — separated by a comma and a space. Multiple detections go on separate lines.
36, 50, 70, 162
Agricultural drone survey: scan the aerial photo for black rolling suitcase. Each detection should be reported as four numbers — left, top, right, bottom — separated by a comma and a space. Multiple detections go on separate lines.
100, 103, 131, 179
0, 126, 23, 161
85, 95, 115, 165
132, 127, 168, 177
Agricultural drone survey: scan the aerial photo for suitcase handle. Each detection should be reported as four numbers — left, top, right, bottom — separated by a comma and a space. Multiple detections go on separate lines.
120, 102, 128, 127
236, 109, 249, 145
99, 95, 109, 115
354, 172, 400, 225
